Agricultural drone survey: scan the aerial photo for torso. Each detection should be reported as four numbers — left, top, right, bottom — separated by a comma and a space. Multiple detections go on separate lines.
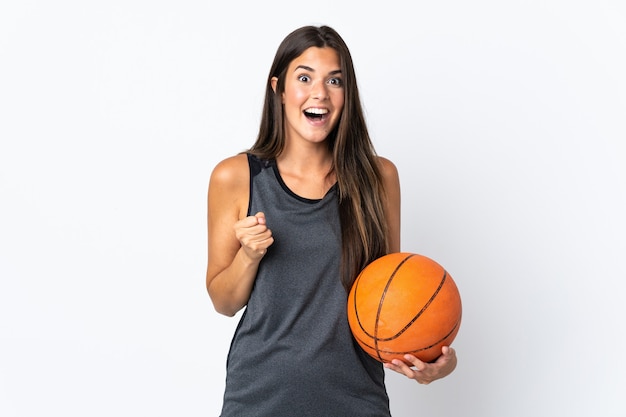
218, 154, 391, 417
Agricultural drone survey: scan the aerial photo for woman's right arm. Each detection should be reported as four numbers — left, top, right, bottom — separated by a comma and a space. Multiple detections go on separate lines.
205, 154, 274, 317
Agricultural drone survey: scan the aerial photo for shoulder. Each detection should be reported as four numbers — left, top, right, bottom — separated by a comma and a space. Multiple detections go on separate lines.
376, 156, 399, 182
209, 153, 250, 188
376, 155, 401, 197
208, 153, 250, 218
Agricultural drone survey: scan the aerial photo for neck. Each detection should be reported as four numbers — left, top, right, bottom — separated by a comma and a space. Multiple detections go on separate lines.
277, 143, 333, 177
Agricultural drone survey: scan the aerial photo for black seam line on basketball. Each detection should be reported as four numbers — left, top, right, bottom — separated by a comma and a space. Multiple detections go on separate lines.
375, 269, 449, 343
381, 316, 462, 356
352, 255, 415, 338
352, 273, 366, 333
353, 316, 461, 357
351, 271, 379, 357
374, 253, 416, 362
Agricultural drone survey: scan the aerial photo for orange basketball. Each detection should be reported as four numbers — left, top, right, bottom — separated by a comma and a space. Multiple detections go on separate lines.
347, 252, 462, 364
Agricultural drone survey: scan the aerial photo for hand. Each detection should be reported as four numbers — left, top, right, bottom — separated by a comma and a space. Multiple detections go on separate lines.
384, 346, 457, 385
234, 212, 274, 261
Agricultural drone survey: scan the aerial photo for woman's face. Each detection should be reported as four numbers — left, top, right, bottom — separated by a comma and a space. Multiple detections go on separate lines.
272, 47, 345, 147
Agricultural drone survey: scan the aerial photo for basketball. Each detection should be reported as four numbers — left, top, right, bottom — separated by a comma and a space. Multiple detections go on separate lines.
347, 252, 462, 364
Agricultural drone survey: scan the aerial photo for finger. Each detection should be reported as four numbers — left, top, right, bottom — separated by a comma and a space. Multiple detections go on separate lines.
236, 217, 271, 239
243, 231, 273, 247
383, 360, 403, 374
437, 346, 456, 363
403, 354, 426, 371
443, 346, 455, 357
253, 212, 266, 224
385, 359, 415, 378
237, 215, 262, 228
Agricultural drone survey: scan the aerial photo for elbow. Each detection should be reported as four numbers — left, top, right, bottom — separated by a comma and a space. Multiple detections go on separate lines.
213, 303, 240, 317
206, 285, 244, 317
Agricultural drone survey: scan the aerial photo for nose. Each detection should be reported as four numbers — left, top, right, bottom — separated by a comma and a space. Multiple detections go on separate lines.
311, 80, 329, 100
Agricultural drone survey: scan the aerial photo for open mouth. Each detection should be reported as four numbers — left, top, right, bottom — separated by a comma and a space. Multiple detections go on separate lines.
304, 108, 329, 121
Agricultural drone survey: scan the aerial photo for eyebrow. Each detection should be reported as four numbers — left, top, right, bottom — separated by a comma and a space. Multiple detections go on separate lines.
294, 65, 342, 76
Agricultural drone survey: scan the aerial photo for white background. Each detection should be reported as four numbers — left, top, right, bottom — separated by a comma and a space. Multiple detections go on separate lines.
1, 1, 625, 416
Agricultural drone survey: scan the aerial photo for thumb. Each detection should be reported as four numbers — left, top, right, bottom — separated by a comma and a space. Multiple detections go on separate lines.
254, 212, 267, 225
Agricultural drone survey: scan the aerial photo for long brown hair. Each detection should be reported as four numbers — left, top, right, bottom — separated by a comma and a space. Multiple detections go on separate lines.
248, 25, 389, 291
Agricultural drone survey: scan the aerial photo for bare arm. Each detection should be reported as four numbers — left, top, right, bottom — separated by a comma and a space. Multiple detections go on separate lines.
377, 157, 458, 383
378, 156, 401, 253
205, 154, 274, 316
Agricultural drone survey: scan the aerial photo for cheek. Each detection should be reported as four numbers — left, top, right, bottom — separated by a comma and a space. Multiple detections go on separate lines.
332, 92, 345, 113
283, 86, 307, 106
294, 90, 310, 105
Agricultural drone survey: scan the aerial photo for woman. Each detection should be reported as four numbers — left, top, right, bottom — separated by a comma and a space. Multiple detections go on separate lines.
206, 25, 456, 416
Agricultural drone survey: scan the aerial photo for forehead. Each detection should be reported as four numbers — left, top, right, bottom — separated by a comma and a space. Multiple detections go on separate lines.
288, 47, 341, 72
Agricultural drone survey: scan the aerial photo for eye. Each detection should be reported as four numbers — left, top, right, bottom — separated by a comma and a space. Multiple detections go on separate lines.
327, 77, 343, 87
298, 74, 311, 83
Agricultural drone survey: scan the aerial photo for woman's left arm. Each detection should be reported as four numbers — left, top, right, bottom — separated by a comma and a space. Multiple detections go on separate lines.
378, 157, 458, 384
378, 156, 401, 253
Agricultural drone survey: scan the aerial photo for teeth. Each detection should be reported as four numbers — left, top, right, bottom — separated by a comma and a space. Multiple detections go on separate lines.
304, 108, 328, 115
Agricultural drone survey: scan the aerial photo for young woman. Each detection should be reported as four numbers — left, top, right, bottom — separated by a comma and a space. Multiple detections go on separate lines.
206, 25, 457, 416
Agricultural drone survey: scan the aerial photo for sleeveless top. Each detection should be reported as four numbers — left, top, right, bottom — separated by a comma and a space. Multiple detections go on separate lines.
219, 154, 391, 417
